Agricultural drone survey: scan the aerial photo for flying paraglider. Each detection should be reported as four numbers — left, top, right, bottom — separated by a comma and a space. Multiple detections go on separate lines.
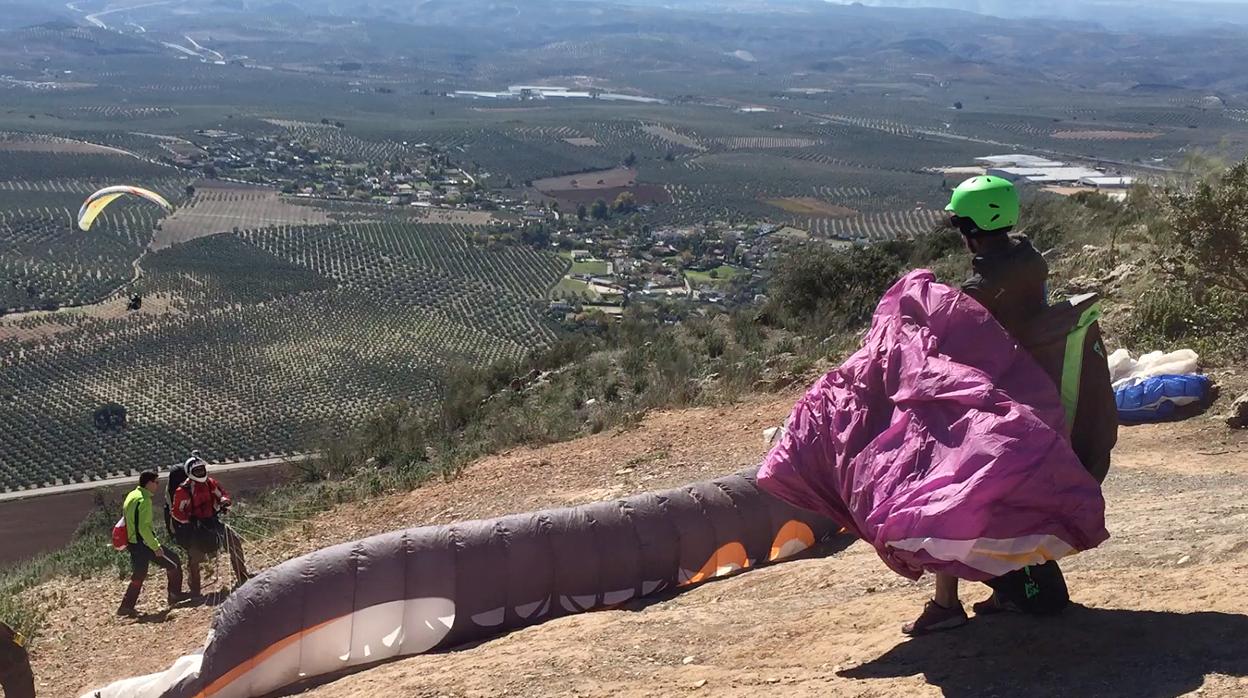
77, 186, 173, 232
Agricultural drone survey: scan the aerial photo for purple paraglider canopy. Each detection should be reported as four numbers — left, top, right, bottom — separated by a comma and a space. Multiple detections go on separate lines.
759, 270, 1108, 582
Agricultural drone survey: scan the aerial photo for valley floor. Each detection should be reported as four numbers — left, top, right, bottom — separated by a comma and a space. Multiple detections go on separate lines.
29, 392, 1248, 698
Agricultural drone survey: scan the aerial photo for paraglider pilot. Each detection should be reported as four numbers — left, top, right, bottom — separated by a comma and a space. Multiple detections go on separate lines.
901, 175, 1117, 635
171, 458, 254, 596
907, 176, 1053, 635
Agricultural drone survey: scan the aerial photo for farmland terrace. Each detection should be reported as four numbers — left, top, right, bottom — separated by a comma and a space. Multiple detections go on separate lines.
3, 0, 1248, 492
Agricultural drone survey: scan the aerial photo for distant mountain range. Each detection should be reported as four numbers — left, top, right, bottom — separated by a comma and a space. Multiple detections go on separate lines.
819, 0, 1248, 30
6, 0, 1248, 96
0, 1, 71, 31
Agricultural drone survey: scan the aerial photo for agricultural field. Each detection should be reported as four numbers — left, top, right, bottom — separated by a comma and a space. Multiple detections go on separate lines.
647, 149, 948, 228
154, 182, 332, 249
767, 197, 857, 218
0, 133, 132, 156
561, 252, 609, 277
550, 276, 601, 303
804, 209, 947, 242
0, 144, 192, 313
269, 121, 427, 163
533, 167, 638, 192
414, 208, 499, 225
0, 205, 153, 313
0, 218, 566, 491
1050, 130, 1163, 141
0, 150, 173, 182
685, 265, 747, 286
640, 123, 706, 152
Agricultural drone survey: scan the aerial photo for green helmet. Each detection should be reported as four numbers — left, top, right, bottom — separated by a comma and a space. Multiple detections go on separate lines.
945, 175, 1019, 233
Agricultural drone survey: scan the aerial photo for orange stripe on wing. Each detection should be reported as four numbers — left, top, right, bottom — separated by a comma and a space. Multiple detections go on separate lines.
193, 615, 343, 698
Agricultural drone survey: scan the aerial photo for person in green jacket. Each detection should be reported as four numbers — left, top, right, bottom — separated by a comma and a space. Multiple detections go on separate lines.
118, 471, 191, 617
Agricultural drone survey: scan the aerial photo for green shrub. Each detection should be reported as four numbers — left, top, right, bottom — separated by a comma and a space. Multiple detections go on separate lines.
1163, 158, 1248, 297
765, 242, 909, 335
1123, 284, 1248, 362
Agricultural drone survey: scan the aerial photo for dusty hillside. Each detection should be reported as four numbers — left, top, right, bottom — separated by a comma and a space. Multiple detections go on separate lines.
298, 421, 1248, 698
26, 393, 1248, 698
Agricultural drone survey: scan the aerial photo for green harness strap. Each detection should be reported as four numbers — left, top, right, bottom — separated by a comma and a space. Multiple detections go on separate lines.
1059, 301, 1104, 432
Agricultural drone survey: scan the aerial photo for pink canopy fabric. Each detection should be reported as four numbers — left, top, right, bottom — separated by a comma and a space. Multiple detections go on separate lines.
758, 270, 1107, 581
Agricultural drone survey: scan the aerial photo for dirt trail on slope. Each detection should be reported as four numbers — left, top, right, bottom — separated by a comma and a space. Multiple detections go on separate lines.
28, 395, 1248, 698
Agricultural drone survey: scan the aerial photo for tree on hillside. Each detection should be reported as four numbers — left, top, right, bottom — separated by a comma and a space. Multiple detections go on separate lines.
576, 203, 588, 221
591, 199, 610, 220
1164, 158, 1248, 296
612, 191, 637, 214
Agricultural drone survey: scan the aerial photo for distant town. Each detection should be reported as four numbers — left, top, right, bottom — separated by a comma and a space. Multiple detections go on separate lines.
162, 135, 1139, 326
169, 125, 513, 212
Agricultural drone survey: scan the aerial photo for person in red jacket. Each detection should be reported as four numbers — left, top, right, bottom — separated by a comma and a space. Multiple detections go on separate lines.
171, 458, 253, 595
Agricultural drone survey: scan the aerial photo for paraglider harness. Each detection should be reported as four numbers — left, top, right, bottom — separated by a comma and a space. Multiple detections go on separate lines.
1018, 292, 1118, 484
165, 464, 228, 556
981, 292, 1119, 615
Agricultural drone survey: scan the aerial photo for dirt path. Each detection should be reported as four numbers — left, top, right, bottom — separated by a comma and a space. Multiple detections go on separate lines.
29, 394, 1248, 698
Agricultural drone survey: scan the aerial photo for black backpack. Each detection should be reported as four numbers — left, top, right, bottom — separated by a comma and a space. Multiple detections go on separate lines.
986, 560, 1070, 615
163, 462, 190, 536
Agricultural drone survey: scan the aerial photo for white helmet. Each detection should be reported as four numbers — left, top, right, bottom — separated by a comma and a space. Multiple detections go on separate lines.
186, 456, 209, 482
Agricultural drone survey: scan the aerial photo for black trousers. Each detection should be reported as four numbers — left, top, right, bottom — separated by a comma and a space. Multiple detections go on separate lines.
128, 543, 183, 582
121, 543, 185, 610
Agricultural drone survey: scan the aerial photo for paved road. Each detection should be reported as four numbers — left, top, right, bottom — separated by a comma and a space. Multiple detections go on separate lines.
0, 454, 312, 565
80, 0, 177, 30
0, 453, 311, 503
